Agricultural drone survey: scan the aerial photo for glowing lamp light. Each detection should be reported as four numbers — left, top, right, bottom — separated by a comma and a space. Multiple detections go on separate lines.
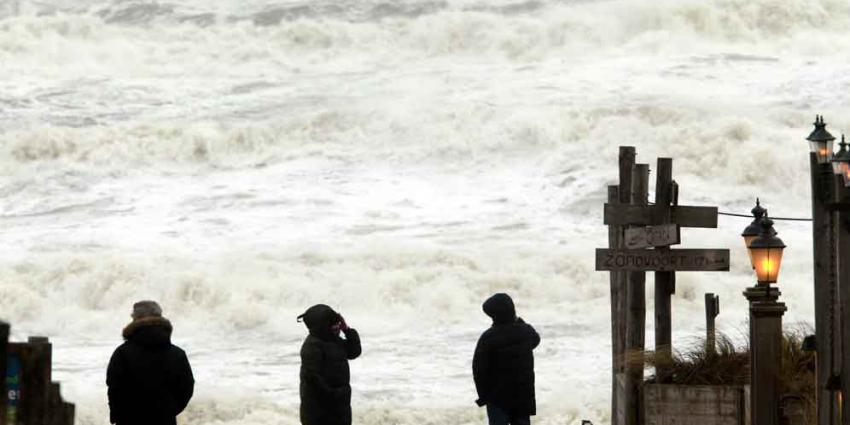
807, 115, 836, 164
831, 135, 850, 187
748, 217, 786, 285
741, 198, 769, 267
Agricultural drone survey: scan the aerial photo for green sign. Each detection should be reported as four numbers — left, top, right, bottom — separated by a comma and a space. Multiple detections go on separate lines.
6, 353, 20, 424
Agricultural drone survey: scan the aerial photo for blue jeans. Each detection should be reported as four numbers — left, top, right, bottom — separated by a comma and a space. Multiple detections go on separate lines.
486, 405, 530, 425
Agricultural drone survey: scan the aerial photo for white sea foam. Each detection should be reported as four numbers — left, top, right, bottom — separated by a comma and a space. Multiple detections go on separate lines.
1, 0, 847, 423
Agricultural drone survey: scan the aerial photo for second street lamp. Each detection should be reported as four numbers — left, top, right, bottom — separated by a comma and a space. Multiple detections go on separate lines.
831, 135, 850, 187
748, 217, 786, 285
808, 115, 836, 164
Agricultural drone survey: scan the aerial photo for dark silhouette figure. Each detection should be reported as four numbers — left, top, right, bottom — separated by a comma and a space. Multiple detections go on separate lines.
473, 293, 541, 425
298, 304, 362, 425
106, 301, 194, 425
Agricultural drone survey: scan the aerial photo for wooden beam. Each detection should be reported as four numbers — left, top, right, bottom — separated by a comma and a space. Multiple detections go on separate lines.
603, 204, 719, 228
595, 249, 731, 272
623, 163, 648, 425
654, 158, 674, 383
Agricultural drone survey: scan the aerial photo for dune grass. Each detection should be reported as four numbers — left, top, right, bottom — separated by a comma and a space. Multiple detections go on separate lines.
644, 326, 816, 424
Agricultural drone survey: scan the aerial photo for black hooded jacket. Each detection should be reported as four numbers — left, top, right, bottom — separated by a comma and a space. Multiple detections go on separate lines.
299, 304, 362, 425
106, 317, 195, 425
473, 293, 540, 416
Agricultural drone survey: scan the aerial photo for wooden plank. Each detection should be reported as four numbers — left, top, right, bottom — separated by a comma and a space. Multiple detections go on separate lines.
604, 204, 719, 228
596, 249, 731, 272
624, 224, 680, 249
653, 158, 674, 384
644, 384, 747, 425
624, 163, 649, 425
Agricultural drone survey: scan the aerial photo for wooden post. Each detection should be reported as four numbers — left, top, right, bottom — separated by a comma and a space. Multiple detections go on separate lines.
0, 321, 8, 425
810, 153, 839, 425
608, 184, 623, 424
10, 336, 52, 425
745, 286, 786, 425
705, 293, 719, 355
624, 163, 649, 425
62, 400, 75, 425
46, 383, 73, 425
654, 158, 674, 382
839, 208, 850, 425
612, 146, 635, 425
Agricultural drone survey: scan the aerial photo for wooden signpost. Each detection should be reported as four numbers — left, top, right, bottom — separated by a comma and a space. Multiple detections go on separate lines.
1, 327, 74, 425
597, 147, 730, 425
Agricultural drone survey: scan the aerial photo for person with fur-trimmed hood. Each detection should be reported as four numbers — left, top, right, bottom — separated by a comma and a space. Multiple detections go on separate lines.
106, 301, 194, 425
473, 293, 541, 425
298, 304, 361, 425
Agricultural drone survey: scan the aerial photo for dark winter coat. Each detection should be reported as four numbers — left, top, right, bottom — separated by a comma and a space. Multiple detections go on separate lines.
106, 317, 195, 425
299, 304, 362, 425
473, 293, 541, 416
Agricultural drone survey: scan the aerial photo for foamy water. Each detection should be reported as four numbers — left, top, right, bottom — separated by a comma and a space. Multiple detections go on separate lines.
1, 0, 848, 423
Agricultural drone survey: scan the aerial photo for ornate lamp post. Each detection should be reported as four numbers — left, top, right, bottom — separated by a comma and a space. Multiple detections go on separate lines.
742, 199, 769, 267
744, 215, 787, 425
831, 135, 850, 187
808, 115, 836, 164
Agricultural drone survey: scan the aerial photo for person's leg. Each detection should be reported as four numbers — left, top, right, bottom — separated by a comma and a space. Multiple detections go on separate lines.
510, 415, 530, 425
486, 405, 510, 425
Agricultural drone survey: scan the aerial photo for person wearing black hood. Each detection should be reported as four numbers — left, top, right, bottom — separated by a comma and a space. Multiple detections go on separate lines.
473, 293, 541, 425
106, 300, 194, 425
298, 304, 362, 425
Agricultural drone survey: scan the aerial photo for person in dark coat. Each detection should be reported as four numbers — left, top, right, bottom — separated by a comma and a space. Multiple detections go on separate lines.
473, 293, 541, 425
298, 304, 362, 425
106, 301, 195, 425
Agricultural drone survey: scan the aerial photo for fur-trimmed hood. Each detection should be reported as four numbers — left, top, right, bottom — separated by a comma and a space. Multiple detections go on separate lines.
122, 316, 173, 347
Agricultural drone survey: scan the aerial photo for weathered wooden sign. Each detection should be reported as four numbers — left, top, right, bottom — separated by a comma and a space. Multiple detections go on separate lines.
643, 384, 748, 425
595, 249, 730, 272
624, 224, 680, 249
604, 204, 718, 228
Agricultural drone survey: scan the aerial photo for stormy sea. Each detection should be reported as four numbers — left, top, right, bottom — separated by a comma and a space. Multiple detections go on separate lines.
1, 0, 847, 423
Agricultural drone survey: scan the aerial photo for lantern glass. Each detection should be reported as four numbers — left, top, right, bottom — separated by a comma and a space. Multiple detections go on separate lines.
811, 140, 835, 163
743, 235, 757, 267
750, 245, 784, 284
842, 163, 850, 187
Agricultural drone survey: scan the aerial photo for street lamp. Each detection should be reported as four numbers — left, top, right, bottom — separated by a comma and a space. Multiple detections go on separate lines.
743, 214, 788, 425
808, 115, 836, 164
742, 198, 769, 267
747, 217, 786, 285
831, 134, 850, 187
